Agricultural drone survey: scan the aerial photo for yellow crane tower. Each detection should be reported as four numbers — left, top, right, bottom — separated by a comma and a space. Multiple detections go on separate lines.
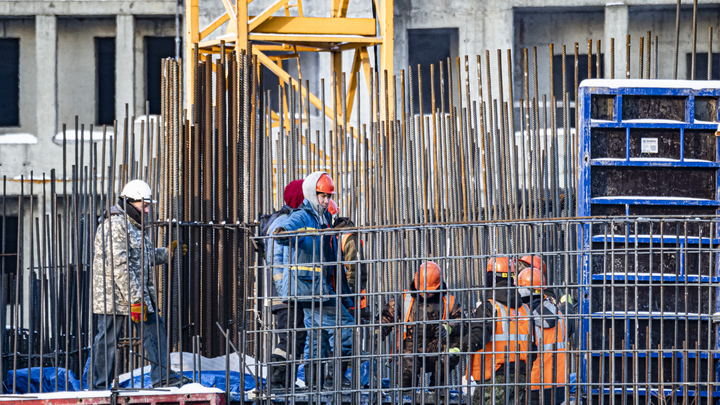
184, 0, 394, 125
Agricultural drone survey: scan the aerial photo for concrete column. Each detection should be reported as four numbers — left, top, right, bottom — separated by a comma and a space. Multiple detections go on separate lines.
485, 0, 514, 52
116, 15, 135, 120
484, 0, 513, 97
36, 15, 57, 141
604, 3, 629, 79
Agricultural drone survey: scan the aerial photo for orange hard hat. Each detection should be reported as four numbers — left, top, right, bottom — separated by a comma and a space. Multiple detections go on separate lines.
517, 268, 545, 288
327, 199, 339, 216
414, 261, 442, 292
316, 173, 336, 195
486, 257, 516, 275
518, 255, 547, 275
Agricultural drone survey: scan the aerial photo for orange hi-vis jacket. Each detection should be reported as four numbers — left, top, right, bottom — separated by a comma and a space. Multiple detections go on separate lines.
398, 292, 456, 348
530, 300, 567, 389
470, 299, 532, 381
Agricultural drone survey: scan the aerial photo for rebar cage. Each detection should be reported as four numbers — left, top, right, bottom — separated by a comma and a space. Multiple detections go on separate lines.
244, 216, 720, 404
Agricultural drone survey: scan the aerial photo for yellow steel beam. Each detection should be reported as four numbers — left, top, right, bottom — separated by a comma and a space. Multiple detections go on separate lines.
200, 12, 230, 40
254, 44, 327, 52
186, 0, 199, 113
221, 0, 237, 21
380, 0, 393, 120
236, 0, 248, 54
249, 34, 381, 44
248, 0, 290, 32
198, 35, 381, 50
359, 46, 373, 97
251, 17, 375, 36
338, 0, 350, 18
331, 50, 342, 118
254, 48, 336, 118
346, 48, 361, 117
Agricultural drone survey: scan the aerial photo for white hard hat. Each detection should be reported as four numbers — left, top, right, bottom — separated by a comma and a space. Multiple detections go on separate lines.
120, 179, 157, 203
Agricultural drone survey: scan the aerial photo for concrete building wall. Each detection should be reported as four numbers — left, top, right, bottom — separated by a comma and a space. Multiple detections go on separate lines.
0, 18, 37, 178
57, 18, 116, 128
513, 8, 606, 98
628, 4, 720, 81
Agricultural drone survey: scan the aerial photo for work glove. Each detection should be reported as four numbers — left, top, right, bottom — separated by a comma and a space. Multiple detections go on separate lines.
448, 347, 461, 367
131, 302, 148, 323
169, 241, 188, 260
439, 323, 451, 340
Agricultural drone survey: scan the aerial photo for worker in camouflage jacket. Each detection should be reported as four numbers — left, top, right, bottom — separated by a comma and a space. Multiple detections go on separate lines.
91, 179, 185, 390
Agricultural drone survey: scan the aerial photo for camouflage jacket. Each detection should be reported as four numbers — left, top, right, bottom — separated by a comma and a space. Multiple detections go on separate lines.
92, 205, 168, 315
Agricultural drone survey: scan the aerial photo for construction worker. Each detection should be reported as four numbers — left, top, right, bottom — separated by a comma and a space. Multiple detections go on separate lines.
467, 256, 537, 405
516, 255, 546, 275
263, 179, 307, 388
516, 268, 575, 405
379, 261, 462, 390
273, 171, 355, 390
91, 180, 187, 389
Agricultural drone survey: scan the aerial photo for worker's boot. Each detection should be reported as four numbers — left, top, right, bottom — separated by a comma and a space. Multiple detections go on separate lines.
322, 360, 351, 391
303, 361, 323, 392
269, 354, 287, 388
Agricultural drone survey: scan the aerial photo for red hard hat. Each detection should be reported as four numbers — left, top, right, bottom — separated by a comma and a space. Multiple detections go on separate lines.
517, 268, 545, 288
316, 173, 335, 195
519, 255, 547, 275
487, 257, 516, 275
415, 261, 442, 292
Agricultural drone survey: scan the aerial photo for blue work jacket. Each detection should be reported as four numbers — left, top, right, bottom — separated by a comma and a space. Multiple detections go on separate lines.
274, 200, 353, 307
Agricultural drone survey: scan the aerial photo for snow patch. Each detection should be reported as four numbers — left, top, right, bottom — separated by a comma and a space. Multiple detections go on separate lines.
52, 130, 114, 145
0, 133, 38, 144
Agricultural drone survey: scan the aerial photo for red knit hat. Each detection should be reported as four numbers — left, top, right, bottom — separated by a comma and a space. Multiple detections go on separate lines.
284, 179, 305, 209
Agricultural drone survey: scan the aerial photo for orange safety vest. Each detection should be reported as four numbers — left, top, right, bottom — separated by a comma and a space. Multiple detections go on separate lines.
469, 299, 532, 381
530, 300, 567, 389
397, 292, 456, 349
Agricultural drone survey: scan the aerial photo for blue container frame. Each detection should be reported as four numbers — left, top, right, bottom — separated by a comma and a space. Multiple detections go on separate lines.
577, 80, 720, 400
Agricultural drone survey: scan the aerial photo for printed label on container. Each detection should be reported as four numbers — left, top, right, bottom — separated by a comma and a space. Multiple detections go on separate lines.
641, 138, 658, 153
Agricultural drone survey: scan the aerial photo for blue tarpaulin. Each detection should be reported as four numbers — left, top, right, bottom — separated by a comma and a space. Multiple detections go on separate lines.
119, 370, 261, 391
4, 367, 83, 394
297, 361, 389, 388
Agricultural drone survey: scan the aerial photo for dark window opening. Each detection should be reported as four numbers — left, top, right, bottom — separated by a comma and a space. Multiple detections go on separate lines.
145, 37, 177, 115
0, 38, 20, 127
552, 53, 604, 127
686, 53, 720, 80
95, 37, 116, 126
0, 216, 18, 276
408, 28, 458, 115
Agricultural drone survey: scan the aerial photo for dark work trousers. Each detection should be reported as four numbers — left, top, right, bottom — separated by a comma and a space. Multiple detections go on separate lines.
92, 312, 169, 390
273, 302, 308, 361
530, 388, 566, 405
401, 353, 449, 388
